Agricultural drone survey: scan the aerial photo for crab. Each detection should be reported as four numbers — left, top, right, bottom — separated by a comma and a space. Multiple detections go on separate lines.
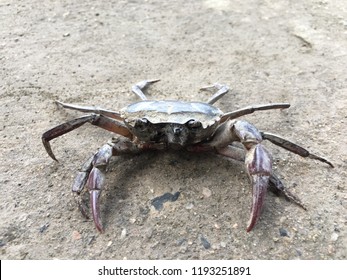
42, 80, 333, 233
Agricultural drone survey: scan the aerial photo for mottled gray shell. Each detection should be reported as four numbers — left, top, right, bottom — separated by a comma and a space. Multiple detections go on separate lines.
121, 100, 223, 128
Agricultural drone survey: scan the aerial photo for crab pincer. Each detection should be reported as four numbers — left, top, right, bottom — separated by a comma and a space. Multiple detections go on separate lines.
245, 144, 272, 232
85, 144, 113, 233
88, 168, 105, 233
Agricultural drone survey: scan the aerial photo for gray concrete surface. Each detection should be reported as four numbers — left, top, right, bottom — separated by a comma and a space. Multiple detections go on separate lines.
1, 0, 346, 259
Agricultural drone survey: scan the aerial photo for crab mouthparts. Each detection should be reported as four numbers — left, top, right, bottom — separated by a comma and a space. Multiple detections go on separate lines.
166, 124, 189, 146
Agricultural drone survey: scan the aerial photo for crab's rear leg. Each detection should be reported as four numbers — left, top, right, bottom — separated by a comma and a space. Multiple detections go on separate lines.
131, 79, 160, 100
207, 120, 272, 232
200, 83, 230, 105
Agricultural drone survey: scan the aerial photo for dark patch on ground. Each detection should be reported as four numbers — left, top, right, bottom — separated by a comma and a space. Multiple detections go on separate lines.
151, 192, 181, 211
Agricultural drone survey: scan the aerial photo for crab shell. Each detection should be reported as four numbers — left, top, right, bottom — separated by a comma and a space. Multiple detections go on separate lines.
121, 100, 224, 146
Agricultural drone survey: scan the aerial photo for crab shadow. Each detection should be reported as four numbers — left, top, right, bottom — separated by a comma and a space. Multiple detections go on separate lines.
88, 149, 291, 234
99, 149, 246, 231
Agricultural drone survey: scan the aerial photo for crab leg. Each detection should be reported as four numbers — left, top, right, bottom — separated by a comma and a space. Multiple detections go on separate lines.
244, 143, 271, 232
216, 145, 307, 210
131, 79, 160, 100
261, 132, 334, 168
206, 119, 272, 231
73, 138, 164, 232
221, 103, 290, 123
74, 139, 140, 232
42, 114, 133, 161
55, 101, 123, 120
87, 143, 113, 232
200, 83, 230, 105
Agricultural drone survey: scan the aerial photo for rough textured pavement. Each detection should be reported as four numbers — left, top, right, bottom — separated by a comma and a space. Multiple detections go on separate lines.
1, 0, 346, 259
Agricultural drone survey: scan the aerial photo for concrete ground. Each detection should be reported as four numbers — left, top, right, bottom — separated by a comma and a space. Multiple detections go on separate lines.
1, 0, 346, 259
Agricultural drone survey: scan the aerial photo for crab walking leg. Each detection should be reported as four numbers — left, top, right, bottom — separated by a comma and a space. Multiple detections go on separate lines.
200, 83, 230, 105
42, 114, 133, 161
131, 79, 160, 100
207, 120, 272, 231
267, 173, 307, 210
220, 103, 290, 123
261, 132, 334, 168
55, 101, 123, 120
72, 154, 95, 218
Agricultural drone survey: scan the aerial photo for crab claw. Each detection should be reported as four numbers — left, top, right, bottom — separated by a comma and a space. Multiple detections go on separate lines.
245, 144, 272, 232
87, 167, 105, 233
91, 189, 104, 233
246, 174, 269, 232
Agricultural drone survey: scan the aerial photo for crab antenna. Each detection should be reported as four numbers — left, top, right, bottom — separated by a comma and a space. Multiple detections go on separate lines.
200, 83, 230, 105
131, 79, 160, 100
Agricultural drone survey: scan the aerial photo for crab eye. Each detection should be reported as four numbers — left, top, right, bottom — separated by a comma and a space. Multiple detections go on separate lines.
187, 119, 202, 128
135, 118, 149, 129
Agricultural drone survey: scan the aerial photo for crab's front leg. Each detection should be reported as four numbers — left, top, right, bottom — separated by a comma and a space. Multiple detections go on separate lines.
207, 120, 272, 232
217, 144, 307, 210
73, 138, 163, 232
